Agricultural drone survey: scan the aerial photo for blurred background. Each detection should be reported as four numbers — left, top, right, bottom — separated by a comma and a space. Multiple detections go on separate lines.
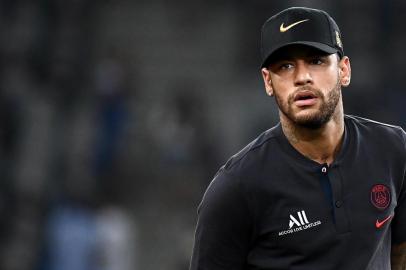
0, 0, 405, 269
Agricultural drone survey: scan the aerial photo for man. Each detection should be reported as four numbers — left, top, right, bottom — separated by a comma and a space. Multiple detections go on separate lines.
189, 7, 406, 270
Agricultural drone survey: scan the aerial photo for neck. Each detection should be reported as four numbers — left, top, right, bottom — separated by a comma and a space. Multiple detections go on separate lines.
280, 107, 345, 165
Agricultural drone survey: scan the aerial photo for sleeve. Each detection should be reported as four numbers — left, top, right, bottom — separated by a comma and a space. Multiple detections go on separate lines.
392, 128, 406, 245
189, 170, 254, 270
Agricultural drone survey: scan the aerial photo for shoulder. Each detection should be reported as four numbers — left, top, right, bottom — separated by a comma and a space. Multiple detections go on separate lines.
345, 115, 406, 147
221, 124, 282, 175
201, 124, 282, 205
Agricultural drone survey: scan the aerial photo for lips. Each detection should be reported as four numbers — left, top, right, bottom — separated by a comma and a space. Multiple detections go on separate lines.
293, 90, 319, 107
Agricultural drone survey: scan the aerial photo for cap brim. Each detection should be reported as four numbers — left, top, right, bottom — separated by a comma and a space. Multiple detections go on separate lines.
261, 41, 339, 68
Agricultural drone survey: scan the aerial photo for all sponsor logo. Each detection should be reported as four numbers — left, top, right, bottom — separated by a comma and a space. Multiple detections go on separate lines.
278, 210, 322, 236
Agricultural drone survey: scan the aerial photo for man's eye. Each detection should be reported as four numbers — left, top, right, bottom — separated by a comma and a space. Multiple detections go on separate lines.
280, 63, 294, 70
310, 58, 324, 65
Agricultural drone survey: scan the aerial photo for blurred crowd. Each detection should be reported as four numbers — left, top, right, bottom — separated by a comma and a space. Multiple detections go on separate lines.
0, 1, 405, 270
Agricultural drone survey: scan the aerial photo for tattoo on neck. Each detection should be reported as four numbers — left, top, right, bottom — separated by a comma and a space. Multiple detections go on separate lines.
281, 120, 299, 144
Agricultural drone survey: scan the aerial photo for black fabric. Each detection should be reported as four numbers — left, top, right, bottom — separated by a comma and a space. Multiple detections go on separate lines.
392, 129, 406, 244
190, 115, 406, 270
318, 166, 335, 223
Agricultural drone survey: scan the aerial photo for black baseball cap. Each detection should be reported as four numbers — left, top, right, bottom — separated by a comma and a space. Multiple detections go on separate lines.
260, 7, 344, 68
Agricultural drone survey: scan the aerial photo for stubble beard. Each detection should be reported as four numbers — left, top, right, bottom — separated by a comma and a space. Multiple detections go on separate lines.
274, 78, 342, 129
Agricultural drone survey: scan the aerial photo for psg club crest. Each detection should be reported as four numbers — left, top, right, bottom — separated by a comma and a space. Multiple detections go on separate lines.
370, 184, 391, 210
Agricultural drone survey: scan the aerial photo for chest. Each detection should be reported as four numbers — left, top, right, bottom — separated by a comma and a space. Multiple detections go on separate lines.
253, 161, 399, 254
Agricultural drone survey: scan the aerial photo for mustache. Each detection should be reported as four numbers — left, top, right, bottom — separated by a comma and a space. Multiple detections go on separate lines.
288, 87, 323, 103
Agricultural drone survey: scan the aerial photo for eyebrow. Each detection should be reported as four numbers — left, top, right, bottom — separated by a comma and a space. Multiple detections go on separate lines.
270, 53, 331, 64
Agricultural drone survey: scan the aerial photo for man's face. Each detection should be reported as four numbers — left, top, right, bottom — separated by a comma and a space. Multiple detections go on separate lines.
262, 45, 351, 129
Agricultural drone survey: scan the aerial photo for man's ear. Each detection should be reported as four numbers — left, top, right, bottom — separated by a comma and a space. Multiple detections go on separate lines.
261, 68, 273, 96
339, 56, 351, 87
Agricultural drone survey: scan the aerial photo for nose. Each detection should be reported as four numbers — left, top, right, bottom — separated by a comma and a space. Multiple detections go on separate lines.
294, 61, 313, 86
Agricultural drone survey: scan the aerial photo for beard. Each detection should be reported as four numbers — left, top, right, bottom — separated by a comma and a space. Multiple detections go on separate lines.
273, 78, 341, 129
